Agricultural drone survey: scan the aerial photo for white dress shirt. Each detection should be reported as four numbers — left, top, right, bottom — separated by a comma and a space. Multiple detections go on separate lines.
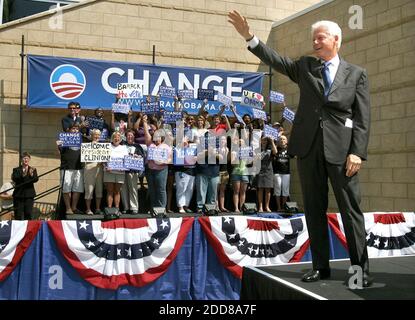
247, 35, 340, 83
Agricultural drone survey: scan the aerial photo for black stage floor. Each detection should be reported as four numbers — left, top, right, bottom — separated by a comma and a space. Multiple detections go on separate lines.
241, 255, 415, 300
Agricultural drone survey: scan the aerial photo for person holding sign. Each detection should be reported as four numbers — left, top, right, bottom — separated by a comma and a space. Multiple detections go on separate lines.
272, 135, 291, 212
252, 137, 277, 213
230, 138, 250, 213
11, 152, 38, 220
56, 123, 84, 216
229, 11, 372, 285
121, 130, 145, 214
143, 116, 172, 213
104, 131, 129, 215
83, 129, 104, 215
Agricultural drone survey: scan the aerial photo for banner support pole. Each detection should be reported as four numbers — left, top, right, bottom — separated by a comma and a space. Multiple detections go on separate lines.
19, 34, 26, 161
152, 45, 155, 65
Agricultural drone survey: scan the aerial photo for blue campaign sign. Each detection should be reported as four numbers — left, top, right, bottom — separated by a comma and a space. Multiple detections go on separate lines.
159, 86, 176, 98
112, 103, 130, 114
99, 128, 109, 142
123, 156, 144, 171
27, 55, 263, 118
163, 111, 183, 124
58, 132, 82, 147
177, 89, 194, 99
107, 157, 127, 171
282, 107, 296, 123
270, 91, 285, 103
85, 116, 104, 130
263, 125, 279, 141
141, 101, 160, 114
173, 145, 198, 166
197, 89, 215, 101
147, 146, 169, 162
239, 146, 253, 160
252, 108, 267, 121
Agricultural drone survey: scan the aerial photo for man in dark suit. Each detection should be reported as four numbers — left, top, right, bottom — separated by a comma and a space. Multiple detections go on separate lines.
12, 152, 39, 220
228, 11, 372, 287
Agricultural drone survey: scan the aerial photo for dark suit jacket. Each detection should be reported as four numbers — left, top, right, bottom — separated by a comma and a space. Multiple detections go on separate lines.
249, 41, 370, 165
11, 166, 38, 198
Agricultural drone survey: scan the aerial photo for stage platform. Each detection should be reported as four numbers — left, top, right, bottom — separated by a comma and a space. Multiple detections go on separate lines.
240, 255, 415, 300
65, 211, 296, 220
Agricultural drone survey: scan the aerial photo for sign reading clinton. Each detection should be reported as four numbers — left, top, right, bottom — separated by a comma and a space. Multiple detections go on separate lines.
49, 64, 86, 100
27, 55, 263, 117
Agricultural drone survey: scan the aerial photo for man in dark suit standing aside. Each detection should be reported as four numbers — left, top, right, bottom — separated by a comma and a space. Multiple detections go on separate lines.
12, 152, 39, 220
228, 11, 372, 287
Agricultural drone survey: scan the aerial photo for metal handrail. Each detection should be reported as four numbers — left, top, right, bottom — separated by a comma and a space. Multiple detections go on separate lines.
0, 166, 61, 217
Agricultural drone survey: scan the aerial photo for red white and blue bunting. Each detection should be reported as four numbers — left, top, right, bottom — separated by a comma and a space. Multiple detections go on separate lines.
0, 220, 41, 282
47, 217, 193, 289
328, 212, 415, 257
199, 215, 310, 279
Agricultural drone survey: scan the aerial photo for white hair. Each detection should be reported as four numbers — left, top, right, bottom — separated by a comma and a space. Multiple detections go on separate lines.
311, 20, 342, 49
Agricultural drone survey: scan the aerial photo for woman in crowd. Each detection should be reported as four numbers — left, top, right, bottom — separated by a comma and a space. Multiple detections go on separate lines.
84, 129, 104, 215
273, 135, 291, 212
121, 129, 145, 214
143, 115, 172, 213
104, 131, 128, 214
11, 152, 38, 220
217, 135, 230, 212
254, 136, 277, 212
230, 138, 250, 213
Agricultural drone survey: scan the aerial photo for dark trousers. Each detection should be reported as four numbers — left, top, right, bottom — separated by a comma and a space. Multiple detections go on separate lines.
13, 197, 34, 220
297, 126, 369, 272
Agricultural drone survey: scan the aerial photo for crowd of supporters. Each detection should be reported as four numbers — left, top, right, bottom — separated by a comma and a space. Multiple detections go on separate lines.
55, 97, 292, 217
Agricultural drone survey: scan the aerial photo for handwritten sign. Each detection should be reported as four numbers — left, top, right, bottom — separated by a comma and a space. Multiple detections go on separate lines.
58, 132, 82, 147
252, 108, 267, 121
264, 125, 279, 141
197, 88, 215, 101
117, 82, 143, 99
147, 146, 169, 162
270, 91, 285, 103
81, 143, 111, 162
217, 92, 232, 106
177, 89, 194, 99
112, 103, 131, 115
163, 111, 183, 124
107, 157, 127, 171
86, 116, 104, 130
239, 146, 253, 160
141, 101, 160, 114
241, 90, 264, 109
159, 86, 176, 98
282, 107, 296, 123
123, 156, 144, 171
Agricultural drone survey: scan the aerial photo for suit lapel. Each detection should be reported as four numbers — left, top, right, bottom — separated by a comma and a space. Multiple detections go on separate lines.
310, 58, 325, 96
328, 59, 350, 95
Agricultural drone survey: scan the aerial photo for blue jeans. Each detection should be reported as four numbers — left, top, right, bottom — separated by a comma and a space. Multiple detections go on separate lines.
196, 174, 220, 209
147, 167, 168, 209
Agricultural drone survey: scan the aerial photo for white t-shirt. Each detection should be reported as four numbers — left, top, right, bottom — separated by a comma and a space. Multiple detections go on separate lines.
0, 182, 14, 209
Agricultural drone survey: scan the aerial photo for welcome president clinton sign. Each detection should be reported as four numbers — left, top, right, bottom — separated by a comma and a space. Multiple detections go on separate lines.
27, 55, 264, 117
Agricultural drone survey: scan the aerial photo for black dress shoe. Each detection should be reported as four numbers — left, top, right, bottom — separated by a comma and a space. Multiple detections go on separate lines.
362, 273, 374, 288
301, 269, 331, 282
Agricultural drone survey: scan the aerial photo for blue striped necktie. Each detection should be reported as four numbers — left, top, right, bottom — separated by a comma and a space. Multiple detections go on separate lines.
321, 62, 332, 96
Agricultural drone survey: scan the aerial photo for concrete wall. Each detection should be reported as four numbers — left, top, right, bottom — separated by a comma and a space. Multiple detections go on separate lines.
268, 0, 415, 211
0, 0, 321, 204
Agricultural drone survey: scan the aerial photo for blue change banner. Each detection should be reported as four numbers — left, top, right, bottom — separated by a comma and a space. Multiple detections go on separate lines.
27, 55, 264, 117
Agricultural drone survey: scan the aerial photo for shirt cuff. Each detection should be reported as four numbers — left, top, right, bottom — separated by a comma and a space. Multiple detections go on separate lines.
247, 35, 259, 49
